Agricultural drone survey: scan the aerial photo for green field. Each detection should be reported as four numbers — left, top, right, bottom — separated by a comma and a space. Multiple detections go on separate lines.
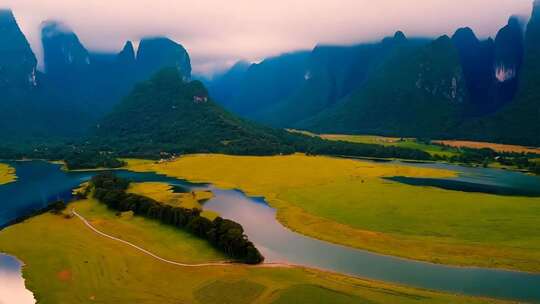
288, 130, 458, 157
125, 154, 540, 272
0, 162, 16, 185
321, 134, 459, 157
0, 197, 501, 303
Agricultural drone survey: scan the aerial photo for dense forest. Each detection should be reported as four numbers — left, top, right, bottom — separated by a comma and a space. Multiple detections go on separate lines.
89, 173, 264, 264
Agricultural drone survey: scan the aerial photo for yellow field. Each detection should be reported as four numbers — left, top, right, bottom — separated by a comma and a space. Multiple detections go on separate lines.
434, 140, 540, 154
127, 182, 218, 219
0, 197, 509, 303
287, 130, 458, 157
0, 163, 16, 185
124, 154, 540, 272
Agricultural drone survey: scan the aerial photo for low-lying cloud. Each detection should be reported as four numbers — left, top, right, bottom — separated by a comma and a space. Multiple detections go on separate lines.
0, 0, 533, 75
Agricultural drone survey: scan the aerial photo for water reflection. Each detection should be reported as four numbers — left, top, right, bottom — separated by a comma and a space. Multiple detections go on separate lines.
203, 187, 540, 303
0, 254, 35, 304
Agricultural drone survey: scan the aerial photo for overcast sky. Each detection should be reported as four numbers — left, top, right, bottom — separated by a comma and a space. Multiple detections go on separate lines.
0, 0, 533, 76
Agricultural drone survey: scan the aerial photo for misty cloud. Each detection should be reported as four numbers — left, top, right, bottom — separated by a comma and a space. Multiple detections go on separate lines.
0, 0, 533, 75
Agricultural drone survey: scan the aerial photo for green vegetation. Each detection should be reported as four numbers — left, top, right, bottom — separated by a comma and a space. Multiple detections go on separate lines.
316, 133, 459, 157
0, 68, 434, 168
271, 284, 375, 304
64, 150, 125, 170
125, 154, 540, 272
303, 131, 540, 174
0, 191, 509, 303
91, 172, 264, 264
303, 36, 467, 138
194, 280, 266, 304
82, 67, 432, 162
0, 162, 16, 184
90, 68, 300, 157
127, 182, 218, 219
462, 2, 540, 146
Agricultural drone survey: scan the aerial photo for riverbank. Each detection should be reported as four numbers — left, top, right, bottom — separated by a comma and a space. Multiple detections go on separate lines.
0, 197, 511, 303
0, 163, 16, 185
124, 154, 540, 273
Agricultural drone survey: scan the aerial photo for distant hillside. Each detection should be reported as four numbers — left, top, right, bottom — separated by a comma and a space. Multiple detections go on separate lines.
0, 10, 94, 140
207, 33, 431, 128
301, 36, 468, 137
208, 2, 539, 146
257, 32, 430, 127
90, 68, 299, 157
87, 68, 432, 161
460, 1, 540, 146
211, 52, 311, 119
0, 10, 193, 142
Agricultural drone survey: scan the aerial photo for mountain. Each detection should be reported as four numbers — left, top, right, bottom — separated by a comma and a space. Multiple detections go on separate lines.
0, 10, 92, 141
42, 21, 91, 78
117, 41, 136, 66
136, 37, 191, 81
302, 35, 468, 137
207, 61, 250, 110
257, 32, 429, 127
450, 20, 525, 116
88, 68, 433, 161
0, 9, 38, 92
462, 1, 540, 146
210, 51, 310, 119
207, 33, 430, 128
208, 5, 537, 146
451, 27, 496, 115
0, 11, 197, 143
90, 68, 298, 156
492, 16, 525, 109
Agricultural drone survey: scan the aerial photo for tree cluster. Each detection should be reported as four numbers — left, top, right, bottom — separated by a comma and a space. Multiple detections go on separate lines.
64, 150, 125, 170
90, 172, 264, 264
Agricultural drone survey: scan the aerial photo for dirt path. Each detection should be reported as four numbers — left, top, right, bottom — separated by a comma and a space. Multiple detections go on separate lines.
71, 209, 290, 269
71, 209, 235, 267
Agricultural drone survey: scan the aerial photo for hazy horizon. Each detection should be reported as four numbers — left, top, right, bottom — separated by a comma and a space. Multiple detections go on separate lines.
0, 0, 533, 76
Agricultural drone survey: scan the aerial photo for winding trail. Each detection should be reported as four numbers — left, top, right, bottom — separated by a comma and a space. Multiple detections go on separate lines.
71, 209, 237, 267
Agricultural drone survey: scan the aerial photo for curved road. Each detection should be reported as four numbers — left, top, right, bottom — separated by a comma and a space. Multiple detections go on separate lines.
72, 209, 236, 267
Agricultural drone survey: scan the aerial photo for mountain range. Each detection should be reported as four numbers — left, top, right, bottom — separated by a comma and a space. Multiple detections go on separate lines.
1, 2, 540, 149
0, 9, 191, 141
208, 2, 540, 146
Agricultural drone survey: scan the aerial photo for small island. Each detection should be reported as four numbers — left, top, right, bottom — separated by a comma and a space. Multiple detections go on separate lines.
0, 163, 16, 185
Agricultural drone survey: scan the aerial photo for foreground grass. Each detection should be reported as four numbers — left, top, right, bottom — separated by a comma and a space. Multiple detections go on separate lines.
0, 198, 508, 303
125, 154, 540, 272
0, 163, 16, 185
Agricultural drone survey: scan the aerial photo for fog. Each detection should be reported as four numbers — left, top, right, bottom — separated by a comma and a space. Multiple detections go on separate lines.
0, 0, 532, 75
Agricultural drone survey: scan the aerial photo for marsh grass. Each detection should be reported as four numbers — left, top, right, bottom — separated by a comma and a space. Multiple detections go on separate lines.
124, 154, 540, 272
0, 163, 16, 185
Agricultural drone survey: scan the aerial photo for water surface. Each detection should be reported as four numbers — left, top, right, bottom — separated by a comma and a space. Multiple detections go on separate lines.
0, 254, 35, 304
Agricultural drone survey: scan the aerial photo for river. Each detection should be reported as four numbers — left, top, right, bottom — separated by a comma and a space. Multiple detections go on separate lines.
0, 160, 539, 303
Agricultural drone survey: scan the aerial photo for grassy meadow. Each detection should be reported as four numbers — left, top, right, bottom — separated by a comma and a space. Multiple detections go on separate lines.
0, 162, 16, 185
125, 154, 540, 272
434, 140, 540, 154
127, 182, 218, 219
320, 134, 458, 157
0, 197, 510, 304
288, 130, 458, 157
